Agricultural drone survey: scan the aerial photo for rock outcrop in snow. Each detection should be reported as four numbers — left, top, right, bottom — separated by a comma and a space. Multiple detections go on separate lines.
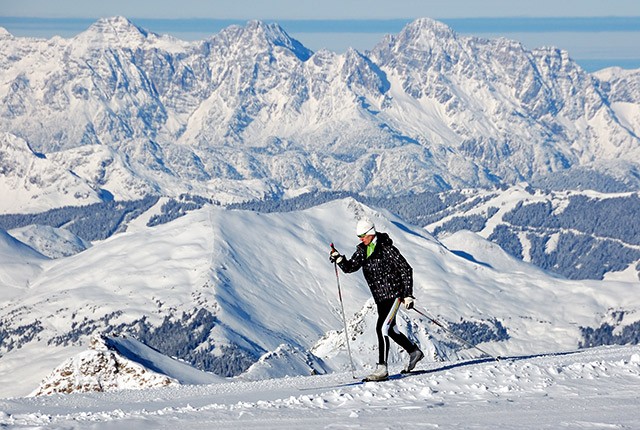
31, 335, 177, 396
31, 334, 223, 396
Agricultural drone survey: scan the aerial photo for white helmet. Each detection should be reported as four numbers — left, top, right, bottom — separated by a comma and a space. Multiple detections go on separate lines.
356, 218, 376, 237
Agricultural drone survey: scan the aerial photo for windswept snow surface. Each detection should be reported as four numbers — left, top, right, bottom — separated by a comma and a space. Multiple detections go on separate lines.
1, 345, 639, 429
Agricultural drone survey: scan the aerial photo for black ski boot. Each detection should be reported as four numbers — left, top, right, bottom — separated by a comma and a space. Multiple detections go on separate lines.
402, 348, 424, 373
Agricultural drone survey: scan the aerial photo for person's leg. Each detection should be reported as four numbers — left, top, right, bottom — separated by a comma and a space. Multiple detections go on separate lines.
377, 298, 424, 373
365, 298, 399, 381
376, 298, 406, 364
388, 319, 418, 353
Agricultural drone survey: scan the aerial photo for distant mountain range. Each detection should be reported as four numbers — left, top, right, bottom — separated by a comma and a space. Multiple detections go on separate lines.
1, 16, 640, 214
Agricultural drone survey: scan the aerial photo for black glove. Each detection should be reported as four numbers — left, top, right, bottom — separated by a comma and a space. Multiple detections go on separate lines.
329, 248, 343, 264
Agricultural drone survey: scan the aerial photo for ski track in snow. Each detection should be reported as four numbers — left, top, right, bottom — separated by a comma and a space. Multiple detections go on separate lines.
1, 345, 639, 429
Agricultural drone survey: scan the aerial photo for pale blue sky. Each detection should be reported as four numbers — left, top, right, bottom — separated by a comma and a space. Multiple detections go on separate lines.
1, 0, 639, 71
2, 0, 639, 19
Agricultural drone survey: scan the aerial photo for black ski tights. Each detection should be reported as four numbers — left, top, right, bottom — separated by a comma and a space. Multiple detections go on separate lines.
376, 298, 416, 365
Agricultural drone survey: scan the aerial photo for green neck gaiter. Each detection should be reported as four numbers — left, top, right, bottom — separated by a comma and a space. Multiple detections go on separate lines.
366, 236, 377, 258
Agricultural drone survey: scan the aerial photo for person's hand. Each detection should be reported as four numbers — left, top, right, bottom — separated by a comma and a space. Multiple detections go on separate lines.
329, 248, 343, 264
403, 296, 415, 310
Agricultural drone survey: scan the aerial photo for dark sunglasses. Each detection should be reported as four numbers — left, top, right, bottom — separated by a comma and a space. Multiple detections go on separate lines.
357, 228, 374, 238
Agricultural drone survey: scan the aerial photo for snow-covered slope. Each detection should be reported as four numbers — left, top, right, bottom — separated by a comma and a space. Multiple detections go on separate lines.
1, 17, 639, 213
0, 228, 47, 300
9, 224, 90, 258
0, 198, 638, 399
0, 133, 103, 213
1, 345, 639, 429
594, 67, 640, 136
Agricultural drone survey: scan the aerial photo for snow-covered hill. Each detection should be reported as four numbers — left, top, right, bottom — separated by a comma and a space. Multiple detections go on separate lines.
9, 223, 91, 258
0, 199, 638, 399
1, 345, 639, 429
1, 17, 639, 213
0, 227, 46, 300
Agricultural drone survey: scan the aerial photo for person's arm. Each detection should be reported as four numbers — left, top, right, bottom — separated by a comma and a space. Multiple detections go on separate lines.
337, 247, 366, 274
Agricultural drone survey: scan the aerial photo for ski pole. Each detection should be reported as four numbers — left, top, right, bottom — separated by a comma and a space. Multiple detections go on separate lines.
331, 243, 357, 378
412, 307, 501, 362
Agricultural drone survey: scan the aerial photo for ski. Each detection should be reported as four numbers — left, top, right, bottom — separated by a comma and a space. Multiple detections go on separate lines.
298, 356, 505, 391
361, 377, 387, 383
361, 368, 434, 383
298, 369, 429, 391
297, 379, 362, 391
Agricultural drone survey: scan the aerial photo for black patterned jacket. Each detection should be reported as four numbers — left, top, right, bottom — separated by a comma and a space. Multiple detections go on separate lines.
337, 232, 413, 303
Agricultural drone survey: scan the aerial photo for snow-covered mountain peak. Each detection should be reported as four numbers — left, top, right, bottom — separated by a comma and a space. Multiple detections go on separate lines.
73, 16, 157, 48
9, 224, 91, 259
0, 228, 46, 262
594, 66, 639, 81
0, 133, 102, 213
214, 20, 312, 61
392, 17, 459, 50
409, 17, 457, 36
88, 16, 149, 36
531, 45, 585, 79
0, 227, 46, 301
595, 67, 640, 104
0, 27, 12, 38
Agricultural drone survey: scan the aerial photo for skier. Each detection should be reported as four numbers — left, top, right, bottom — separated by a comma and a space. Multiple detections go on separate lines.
329, 218, 424, 381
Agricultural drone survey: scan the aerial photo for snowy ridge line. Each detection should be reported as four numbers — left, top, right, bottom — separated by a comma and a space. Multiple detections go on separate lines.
1, 345, 639, 428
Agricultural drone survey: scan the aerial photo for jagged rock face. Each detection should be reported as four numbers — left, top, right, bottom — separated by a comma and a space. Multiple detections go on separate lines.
368, 19, 637, 178
1, 17, 639, 210
31, 336, 176, 396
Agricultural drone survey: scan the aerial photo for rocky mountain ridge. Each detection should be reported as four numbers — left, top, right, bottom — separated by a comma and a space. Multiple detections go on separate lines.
1, 17, 639, 213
